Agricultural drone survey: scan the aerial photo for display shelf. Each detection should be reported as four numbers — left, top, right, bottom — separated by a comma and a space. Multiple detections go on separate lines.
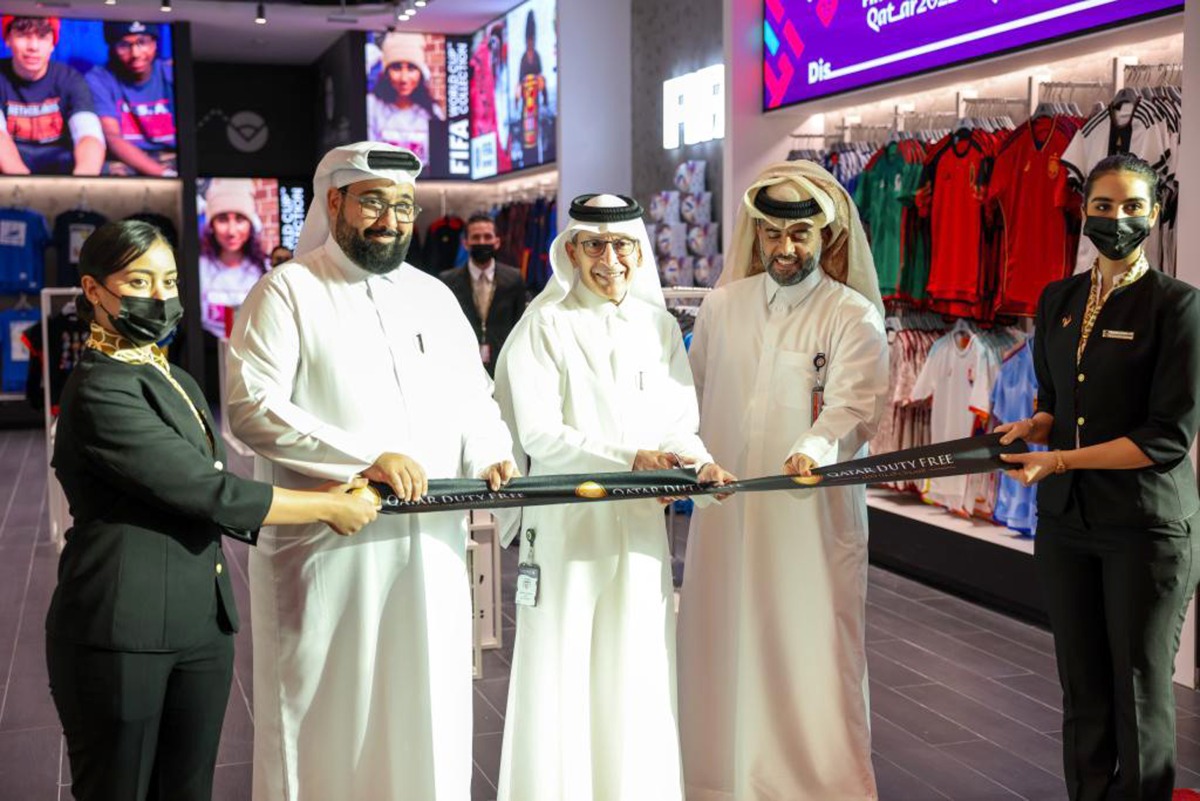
866, 488, 1033, 555
867, 488, 1046, 625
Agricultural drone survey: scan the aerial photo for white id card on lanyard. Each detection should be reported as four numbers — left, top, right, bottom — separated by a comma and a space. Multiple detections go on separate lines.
515, 528, 540, 607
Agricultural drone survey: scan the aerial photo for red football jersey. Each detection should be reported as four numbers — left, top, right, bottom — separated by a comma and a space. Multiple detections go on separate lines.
987, 116, 1083, 316
919, 129, 996, 309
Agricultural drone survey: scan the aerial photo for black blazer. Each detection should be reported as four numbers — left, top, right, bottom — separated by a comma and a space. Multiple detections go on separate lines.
439, 261, 527, 375
1034, 268, 1200, 528
46, 349, 273, 652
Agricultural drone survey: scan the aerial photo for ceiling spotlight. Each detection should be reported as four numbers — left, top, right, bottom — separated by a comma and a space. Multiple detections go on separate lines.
104, 0, 116, 5
414, 0, 427, 6
160, 0, 171, 11
255, 1, 266, 24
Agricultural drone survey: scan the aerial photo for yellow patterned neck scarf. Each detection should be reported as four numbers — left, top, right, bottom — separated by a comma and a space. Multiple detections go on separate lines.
1077, 254, 1149, 366
86, 323, 211, 445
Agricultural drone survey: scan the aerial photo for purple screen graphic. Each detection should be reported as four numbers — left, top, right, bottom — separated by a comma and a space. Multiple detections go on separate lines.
764, 0, 1182, 110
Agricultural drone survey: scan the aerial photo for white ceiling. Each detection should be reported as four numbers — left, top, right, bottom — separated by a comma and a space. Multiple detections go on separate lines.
2, 0, 519, 64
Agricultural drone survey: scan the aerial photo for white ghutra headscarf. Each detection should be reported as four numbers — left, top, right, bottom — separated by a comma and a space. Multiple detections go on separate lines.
295, 141, 423, 256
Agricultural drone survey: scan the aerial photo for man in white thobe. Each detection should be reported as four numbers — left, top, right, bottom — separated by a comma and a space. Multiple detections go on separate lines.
493, 194, 734, 801
677, 162, 889, 801
225, 142, 518, 801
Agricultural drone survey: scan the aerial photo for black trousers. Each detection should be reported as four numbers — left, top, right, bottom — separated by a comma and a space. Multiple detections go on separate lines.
46, 627, 234, 801
1036, 513, 1199, 801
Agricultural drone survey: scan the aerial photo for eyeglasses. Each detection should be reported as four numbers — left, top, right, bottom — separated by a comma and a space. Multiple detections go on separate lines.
115, 36, 156, 54
341, 190, 421, 223
577, 237, 638, 258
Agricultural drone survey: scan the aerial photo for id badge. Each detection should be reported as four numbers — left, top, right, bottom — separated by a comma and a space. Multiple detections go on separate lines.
480, 341, 492, 364
515, 563, 540, 607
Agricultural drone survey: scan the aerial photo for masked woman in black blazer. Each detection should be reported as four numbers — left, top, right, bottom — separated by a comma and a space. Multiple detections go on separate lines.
46, 220, 379, 801
998, 154, 1200, 801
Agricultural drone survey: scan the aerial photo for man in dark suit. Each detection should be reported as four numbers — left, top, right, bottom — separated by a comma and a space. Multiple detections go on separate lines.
439, 213, 526, 375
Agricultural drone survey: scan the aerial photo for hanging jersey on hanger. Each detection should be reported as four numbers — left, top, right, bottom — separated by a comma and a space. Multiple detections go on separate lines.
989, 338, 1043, 535
918, 129, 1004, 315
1, 306, 38, 392
425, 215, 465, 275
52, 209, 109, 286
0, 207, 49, 293
986, 116, 1083, 317
22, 307, 89, 413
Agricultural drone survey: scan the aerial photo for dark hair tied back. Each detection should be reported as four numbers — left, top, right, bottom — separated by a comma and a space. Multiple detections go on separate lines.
1083, 154, 1159, 207
76, 220, 169, 322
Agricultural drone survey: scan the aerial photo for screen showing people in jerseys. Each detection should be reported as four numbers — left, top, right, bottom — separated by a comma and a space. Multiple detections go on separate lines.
565, 230, 640, 303
329, 179, 418, 275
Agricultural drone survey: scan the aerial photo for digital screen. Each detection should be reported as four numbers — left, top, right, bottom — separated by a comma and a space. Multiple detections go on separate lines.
0, 16, 176, 176
196, 178, 306, 339
763, 0, 1182, 110
366, 32, 472, 179
469, 0, 557, 179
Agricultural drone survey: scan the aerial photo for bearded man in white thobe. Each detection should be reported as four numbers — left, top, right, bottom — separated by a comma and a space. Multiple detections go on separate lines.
225, 142, 518, 801
677, 161, 889, 801
493, 194, 735, 801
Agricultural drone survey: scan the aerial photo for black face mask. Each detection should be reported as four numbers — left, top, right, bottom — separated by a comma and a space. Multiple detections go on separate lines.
99, 284, 184, 346
1083, 215, 1151, 261
469, 244, 497, 263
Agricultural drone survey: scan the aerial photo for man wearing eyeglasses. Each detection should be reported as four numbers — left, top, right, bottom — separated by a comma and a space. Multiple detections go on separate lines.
226, 142, 518, 801
85, 22, 175, 177
492, 194, 735, 801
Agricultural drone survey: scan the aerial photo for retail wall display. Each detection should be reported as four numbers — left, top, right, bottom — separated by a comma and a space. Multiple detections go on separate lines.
693, 254, 723, 287
196, 177, 285, 339
687, 223, 720, 257
469, 0, 558, 179
660, 256, 694, 288
195, 63, 317, 178
631, 0, 723, 240
0, 16, 176, 177
653, 222, 688, 259
365, 32, 471, 179
763, 0, 1182, 110
680, 192, 713, 225
870, 313, 1033, 533
649, 191, 681, 224
674, 160, 706, 194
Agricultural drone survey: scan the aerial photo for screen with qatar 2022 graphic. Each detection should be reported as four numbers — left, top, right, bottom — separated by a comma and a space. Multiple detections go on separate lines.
763, 0, 1182, 110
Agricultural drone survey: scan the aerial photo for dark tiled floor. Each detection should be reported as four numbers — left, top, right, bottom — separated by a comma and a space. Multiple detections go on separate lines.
5, 427, 1200, 800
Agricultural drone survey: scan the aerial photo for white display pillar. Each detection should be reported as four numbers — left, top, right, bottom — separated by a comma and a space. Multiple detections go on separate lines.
721, 0, 797, 244
1171, 0, 1199, 689
556, 0, 633, 223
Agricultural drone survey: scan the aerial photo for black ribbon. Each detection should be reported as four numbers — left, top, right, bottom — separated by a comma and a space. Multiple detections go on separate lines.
363, 434, 1027, 514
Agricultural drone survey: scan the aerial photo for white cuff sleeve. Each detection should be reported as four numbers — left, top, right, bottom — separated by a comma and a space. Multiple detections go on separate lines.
68, 111, 105, 145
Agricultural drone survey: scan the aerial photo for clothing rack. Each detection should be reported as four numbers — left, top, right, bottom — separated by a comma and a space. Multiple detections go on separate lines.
1032, 80, 1110, 117
40, 287, 83, 551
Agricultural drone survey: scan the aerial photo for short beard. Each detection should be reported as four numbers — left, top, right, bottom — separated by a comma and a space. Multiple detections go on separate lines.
764, 247, 820, 287
334, 207, 411, 275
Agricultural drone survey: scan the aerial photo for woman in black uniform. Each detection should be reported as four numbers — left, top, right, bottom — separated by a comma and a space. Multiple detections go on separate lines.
999, 154, 1200, 801
46, 220, 379, 801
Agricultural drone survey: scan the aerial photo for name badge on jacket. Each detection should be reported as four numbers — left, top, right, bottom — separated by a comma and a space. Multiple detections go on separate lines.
1102, 329, 1135, 341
